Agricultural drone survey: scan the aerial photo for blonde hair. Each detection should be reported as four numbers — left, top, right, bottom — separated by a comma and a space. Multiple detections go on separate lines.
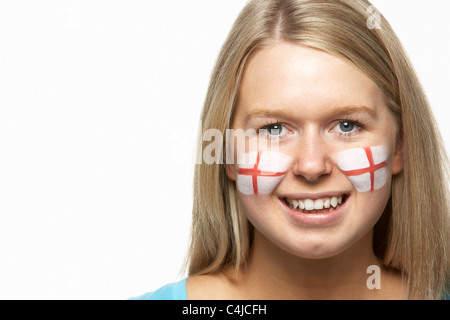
185, 0, 449, 299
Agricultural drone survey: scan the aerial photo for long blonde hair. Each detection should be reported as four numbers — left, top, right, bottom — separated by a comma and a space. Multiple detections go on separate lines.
185, 0, 449, 299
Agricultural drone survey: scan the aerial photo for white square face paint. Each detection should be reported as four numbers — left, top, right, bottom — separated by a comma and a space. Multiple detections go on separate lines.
236, 151, 293, 195
335, 146, 389, 192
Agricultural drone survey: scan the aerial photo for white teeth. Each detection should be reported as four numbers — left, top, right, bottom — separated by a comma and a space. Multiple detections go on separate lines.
286, 195, 346, 212
330, 197, 338, 208
304, 199, 314, 210
314, 199, 323, 210
298, 200, 305, 210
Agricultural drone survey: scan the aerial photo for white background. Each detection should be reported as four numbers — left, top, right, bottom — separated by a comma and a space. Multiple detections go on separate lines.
0, 1, 448, 299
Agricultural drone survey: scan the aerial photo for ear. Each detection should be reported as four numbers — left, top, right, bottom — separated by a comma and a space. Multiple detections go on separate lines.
226, 163, 237, 181
392, 137, 403, 175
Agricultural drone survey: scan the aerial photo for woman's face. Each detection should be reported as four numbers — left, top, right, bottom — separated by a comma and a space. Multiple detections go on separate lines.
227, 42, 402, 259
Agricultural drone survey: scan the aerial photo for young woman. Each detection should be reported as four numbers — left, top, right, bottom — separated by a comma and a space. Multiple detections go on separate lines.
133, 0, 449, 300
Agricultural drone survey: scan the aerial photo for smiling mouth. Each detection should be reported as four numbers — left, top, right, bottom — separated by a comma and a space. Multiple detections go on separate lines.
283, 194, 349, 214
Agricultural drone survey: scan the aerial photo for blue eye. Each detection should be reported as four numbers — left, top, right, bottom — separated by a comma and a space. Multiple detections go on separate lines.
339, 121, 355, 132
266, 124, 282, 135
333, 120, 364, 136
259, 122, 289, 140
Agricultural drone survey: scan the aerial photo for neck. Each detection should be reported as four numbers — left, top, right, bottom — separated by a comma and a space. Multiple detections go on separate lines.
235, 229, 383, 299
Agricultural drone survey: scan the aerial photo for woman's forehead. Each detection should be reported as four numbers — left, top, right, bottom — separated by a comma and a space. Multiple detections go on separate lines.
237, 42, 384, 117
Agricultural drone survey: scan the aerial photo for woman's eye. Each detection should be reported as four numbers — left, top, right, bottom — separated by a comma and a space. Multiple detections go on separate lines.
339, 121, 355, 132
259, 123, 288, 138
332, 120, 363, 136
267, 124, 283, 135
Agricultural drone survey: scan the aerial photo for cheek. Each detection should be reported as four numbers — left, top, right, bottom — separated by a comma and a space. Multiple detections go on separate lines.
353, 182, 391, 227
334, 145, 390, 193
236, 151, 293, 195
237, 193, 275, 230
238, 175, 285, 195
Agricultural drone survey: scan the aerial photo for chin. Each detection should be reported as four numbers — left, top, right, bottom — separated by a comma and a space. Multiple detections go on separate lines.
278, 233, 358, 260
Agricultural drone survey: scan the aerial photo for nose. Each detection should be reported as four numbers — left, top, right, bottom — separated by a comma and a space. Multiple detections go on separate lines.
291, 131, 332, 182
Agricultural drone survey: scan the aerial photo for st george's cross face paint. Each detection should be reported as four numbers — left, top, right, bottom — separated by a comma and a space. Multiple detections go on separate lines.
235, 146, 389, 195
334, 145, 389, 192
236, 151, 293, 195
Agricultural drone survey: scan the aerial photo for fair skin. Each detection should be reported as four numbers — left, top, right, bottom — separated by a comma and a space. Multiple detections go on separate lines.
187, 42, 405, 299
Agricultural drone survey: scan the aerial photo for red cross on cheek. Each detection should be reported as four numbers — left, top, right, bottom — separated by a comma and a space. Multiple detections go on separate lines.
341, 147, 387, 192
237, 151, 288, 194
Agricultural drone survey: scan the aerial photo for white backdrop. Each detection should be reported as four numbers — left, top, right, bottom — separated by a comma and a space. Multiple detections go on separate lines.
0, 1, 448, 299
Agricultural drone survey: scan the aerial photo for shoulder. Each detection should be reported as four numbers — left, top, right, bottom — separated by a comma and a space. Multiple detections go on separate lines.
129, 278, 187, 300
440, 282, 450, 300
186, 272, 238, 300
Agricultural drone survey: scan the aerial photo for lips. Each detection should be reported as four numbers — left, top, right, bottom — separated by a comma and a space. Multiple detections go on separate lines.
284, 194, 348, 214
278, 192, 350, 226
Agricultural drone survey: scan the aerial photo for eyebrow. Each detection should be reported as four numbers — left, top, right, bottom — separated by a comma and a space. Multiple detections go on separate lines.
329, 105, 378, 118
243, 110, 287, 124
243, 105, 377, 124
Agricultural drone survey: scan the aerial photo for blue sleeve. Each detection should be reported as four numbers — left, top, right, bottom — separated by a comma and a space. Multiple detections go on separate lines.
129, 278, 187, 300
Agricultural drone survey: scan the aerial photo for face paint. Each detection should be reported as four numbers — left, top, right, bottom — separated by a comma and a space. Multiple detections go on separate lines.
237, 151, 293, 195
335, 145, 389, 192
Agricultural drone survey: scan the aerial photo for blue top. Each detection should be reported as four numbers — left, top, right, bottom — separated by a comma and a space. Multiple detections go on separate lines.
130, 278, 187, 300
129, 278, 450, 300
